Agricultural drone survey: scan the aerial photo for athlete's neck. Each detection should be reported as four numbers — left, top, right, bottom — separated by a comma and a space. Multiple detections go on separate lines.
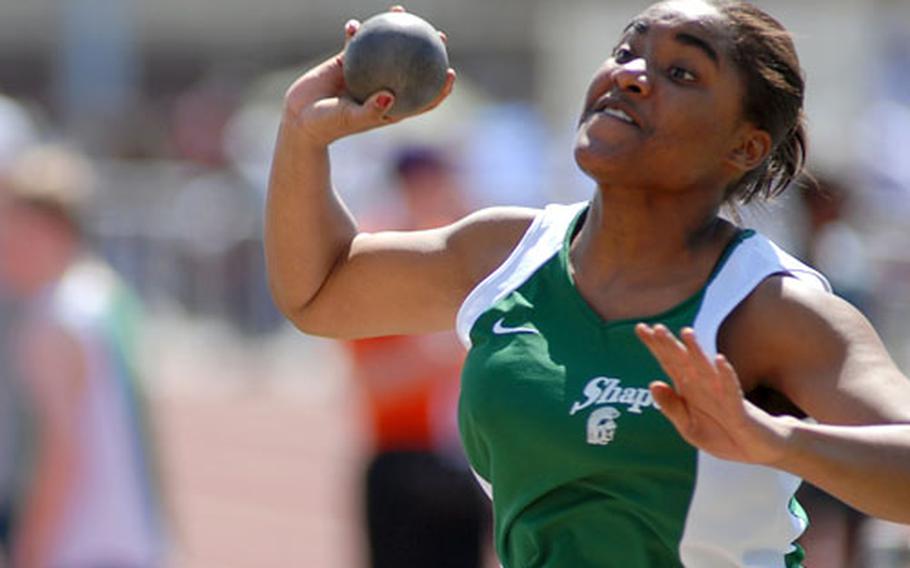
569, 185, 733, 303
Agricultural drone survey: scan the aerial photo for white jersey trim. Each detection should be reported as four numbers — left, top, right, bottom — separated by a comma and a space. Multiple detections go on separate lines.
456, 202, 587, 349
681, 232, 830, 568
693, 233, 831, 360
471, 467, 494, 500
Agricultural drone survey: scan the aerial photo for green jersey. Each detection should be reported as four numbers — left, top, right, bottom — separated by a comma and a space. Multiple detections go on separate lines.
457, 202, 830, 568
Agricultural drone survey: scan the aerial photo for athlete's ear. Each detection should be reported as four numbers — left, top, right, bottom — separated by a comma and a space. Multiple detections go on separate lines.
725, 125, 772, 174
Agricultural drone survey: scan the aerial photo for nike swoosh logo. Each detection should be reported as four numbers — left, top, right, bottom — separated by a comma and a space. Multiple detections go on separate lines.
492, 317, 539, 336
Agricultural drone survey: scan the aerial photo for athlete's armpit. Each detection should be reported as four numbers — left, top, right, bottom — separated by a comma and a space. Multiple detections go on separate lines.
720, 275, 910, 426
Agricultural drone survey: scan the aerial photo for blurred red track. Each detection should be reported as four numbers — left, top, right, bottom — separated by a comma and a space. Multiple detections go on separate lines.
152, 388, 366, 568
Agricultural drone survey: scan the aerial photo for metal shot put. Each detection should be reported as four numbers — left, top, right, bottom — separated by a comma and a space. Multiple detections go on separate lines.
343, 12, 449, 117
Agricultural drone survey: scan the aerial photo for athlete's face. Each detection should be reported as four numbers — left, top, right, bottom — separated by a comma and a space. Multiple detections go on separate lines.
575, 0, 766, 194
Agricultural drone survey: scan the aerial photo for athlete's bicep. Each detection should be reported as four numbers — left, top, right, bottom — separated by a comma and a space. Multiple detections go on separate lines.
728, 276, 910, 425
289, 206, 538, 339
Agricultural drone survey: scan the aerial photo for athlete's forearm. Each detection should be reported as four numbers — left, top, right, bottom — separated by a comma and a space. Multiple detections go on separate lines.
265, 110, 358, 324
776, 419, 910, 523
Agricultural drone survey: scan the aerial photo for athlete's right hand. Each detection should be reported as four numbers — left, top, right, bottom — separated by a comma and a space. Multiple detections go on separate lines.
283, 10, 456, 147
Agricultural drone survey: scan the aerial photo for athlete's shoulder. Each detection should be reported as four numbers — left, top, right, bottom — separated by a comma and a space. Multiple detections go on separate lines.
452, 205, 540, 232
452, 201, 585, 232
721, 230, 835, 332
721, 271, 859, 389
451, 202, 588, 289
447, 205, 541, 287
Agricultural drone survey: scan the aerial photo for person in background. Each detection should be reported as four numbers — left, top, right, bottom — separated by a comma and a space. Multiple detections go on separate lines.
0, 93, 39, 563
797, 175, 870, 311
347, 146, 489, 568
0, 145, 166, 568
794, 175, 870, 568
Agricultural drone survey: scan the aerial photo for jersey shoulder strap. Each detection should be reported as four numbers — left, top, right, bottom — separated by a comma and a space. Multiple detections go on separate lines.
456, 201, 587, 348
693, 231, 831, 358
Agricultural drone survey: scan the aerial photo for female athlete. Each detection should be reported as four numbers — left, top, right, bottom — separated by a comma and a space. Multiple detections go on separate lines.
265, 1, 910, 566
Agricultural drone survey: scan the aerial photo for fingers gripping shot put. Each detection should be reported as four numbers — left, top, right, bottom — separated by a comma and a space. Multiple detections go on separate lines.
267, 2, 910, 567
344, 12, 449, 117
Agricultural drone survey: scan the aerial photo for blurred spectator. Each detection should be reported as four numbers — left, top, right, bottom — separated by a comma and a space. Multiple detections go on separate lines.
170, 74, 243, 167
797, 175, 871, 311
0, 145, 166, 567
463, 103, 549, 208
795, 174, 869, 568
347, 146, 489, 568
169, 169, 277, 333
0, 94, 39, 173
0, 93, 36, 566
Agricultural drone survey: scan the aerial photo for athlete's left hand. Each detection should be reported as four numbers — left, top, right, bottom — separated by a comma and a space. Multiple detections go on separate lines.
635, 324, 797, 466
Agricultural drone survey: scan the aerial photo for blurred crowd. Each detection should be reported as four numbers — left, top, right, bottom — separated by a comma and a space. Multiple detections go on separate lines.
0, 3, 909, 566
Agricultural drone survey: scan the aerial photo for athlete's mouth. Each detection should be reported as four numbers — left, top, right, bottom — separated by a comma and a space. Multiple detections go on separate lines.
600, 107, 636, 125
589, 98, 642, 129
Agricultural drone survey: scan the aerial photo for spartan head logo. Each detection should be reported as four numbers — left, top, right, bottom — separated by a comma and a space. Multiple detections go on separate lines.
587, 406, 621, 445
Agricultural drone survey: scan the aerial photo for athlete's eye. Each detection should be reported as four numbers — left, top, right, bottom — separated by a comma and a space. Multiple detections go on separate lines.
613, 47, 634, 63
669, 66, 697, 83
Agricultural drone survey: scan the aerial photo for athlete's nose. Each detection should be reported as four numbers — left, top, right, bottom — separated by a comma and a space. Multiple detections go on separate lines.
614, 58, 651, 97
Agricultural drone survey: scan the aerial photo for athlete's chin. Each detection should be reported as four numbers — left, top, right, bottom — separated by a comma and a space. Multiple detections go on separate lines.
574, 141, 627, 182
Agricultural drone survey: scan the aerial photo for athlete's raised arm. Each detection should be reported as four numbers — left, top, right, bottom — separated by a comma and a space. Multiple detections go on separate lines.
636, 277, 910, 523
265, 16, 535, 339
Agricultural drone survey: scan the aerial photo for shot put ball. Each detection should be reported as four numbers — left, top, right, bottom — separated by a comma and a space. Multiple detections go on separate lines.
343, 12, 449, 117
